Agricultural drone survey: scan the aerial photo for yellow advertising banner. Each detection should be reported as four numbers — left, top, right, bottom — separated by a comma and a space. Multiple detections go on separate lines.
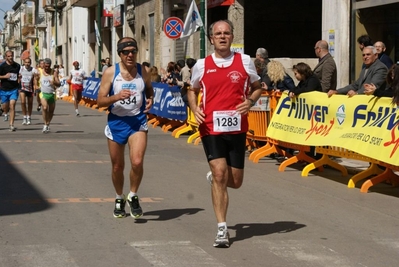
266, 92, 399, 166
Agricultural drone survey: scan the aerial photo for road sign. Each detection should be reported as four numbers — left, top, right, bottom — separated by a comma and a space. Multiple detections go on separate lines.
163, 17, 184, 40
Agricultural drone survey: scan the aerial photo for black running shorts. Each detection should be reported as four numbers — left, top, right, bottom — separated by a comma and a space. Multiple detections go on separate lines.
201, 133, 246, 169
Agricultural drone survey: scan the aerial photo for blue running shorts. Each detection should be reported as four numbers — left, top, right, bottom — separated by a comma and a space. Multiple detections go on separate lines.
0, 89, 19, 103
105, 112, 148, 145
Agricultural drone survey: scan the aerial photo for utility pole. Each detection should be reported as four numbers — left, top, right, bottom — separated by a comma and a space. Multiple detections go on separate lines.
200, 0, 205, 58
97, 0, 102, 76
55, 0, 58, 64
19, 2, 22, 63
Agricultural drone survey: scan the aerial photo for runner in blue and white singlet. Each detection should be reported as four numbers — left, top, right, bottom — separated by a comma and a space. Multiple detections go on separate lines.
97, 37, 154, 220
108, 63, 146, 117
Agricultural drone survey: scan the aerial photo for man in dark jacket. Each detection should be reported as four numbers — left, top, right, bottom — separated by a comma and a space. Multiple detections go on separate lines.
313, 40, 337, 92
374, 41, 393, 69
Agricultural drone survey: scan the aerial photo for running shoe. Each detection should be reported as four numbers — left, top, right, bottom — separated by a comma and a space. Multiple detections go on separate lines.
206, 171, 213, 185
9, 125, 16, 132
126, 195, 143, 218
113, 198, 126, 218
75, 110, 80, 116
37, 105, 41, 112
213, 227, 230, 248
27, 118, 31, 125
42, 125, 49, 133
22, 118, 27, 125
4, 114, 8, 121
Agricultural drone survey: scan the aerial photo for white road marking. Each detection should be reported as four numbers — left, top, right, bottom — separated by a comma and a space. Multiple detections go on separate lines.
0, 244, 79, 267
254, 240, 360, 267
130, 241, 225, 267
374, 238, 399, 251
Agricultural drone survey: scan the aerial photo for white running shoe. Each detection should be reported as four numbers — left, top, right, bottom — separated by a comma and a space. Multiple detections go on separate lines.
9, 125, 16, 132
42, 125, 49, 133
27, 118, 31, 125
4, 114, 8, 121
206, 171, 213, 185
22, 118, 27, 125
213, 227, 230, 248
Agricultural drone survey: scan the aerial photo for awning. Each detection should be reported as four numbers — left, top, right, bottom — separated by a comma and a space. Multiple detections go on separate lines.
208, 0, 235, 9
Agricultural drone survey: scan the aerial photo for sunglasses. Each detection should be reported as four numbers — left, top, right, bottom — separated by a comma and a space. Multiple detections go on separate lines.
120, 49, 138, 55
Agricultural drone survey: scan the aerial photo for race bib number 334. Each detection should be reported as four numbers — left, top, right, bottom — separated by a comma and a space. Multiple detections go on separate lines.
213, 110, 241, 132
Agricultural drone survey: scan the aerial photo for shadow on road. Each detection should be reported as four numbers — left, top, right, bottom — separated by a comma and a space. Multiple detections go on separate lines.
0, 151, 50, 216
135, 208, 205, 222
229, 221, 306, 244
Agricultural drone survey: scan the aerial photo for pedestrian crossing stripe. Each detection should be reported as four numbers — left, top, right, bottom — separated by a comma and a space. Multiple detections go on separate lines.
130, 241, 225, 267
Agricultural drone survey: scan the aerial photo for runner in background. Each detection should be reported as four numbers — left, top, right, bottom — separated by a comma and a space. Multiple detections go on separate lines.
0, 50, 21, 131
35, 58, 60, 133
19, 58, 37, 125
68, 61, 87, 116
34, 59, 45, 112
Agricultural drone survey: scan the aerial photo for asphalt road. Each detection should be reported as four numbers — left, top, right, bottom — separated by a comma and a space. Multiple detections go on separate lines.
0, 100, 398, 267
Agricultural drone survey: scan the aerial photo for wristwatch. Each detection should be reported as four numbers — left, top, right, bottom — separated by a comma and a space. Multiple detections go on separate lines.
248, 98, 255, 107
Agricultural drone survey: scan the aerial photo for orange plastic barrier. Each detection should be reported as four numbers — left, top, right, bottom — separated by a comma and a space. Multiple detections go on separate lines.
300, 146, 399, 192
172, 92, 201, 145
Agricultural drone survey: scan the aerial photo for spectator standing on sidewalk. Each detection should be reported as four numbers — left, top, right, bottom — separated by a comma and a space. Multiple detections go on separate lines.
313, 40, 337, 92
374, 41, 393, 69
97, 37, 154, 220
0, 50, 21, 131
255, 47, 272, 89
188, 20, 262, 248
35, 58, 60, 133
19, 57, 36, 125
68, 61, 87, 116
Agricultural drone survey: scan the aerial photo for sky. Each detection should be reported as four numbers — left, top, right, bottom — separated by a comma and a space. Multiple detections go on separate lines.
0, 0, 20, 30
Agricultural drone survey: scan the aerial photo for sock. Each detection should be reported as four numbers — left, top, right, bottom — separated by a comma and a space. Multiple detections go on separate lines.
128, 191, 137, 199
27, 116, 30, 119
24, 115, 27, 119
218, 222, 227, 230
116, 194, 124, 200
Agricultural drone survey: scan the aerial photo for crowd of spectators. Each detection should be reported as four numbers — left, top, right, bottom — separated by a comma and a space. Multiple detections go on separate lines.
256, 35, 398, 160
145, 58, 197, 104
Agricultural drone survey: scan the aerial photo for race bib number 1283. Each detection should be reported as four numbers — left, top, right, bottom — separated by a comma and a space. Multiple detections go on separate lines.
213, 110, 241, 132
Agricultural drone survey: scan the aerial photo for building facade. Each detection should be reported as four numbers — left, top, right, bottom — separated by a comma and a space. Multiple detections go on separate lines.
1, 0, 398, 88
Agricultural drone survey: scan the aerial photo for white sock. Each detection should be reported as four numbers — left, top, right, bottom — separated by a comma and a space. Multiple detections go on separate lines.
27, 116, 30, 119
75, 109, 79, 113
116, 194, 124, 200
23, 115, 27, 119
218, 222, 227, 230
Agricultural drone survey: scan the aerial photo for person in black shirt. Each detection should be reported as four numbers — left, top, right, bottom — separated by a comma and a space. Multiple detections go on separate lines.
0, 50, 21, 131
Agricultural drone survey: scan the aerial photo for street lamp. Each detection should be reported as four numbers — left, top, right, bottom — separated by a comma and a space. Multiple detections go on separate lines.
55, 0, 58, 64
